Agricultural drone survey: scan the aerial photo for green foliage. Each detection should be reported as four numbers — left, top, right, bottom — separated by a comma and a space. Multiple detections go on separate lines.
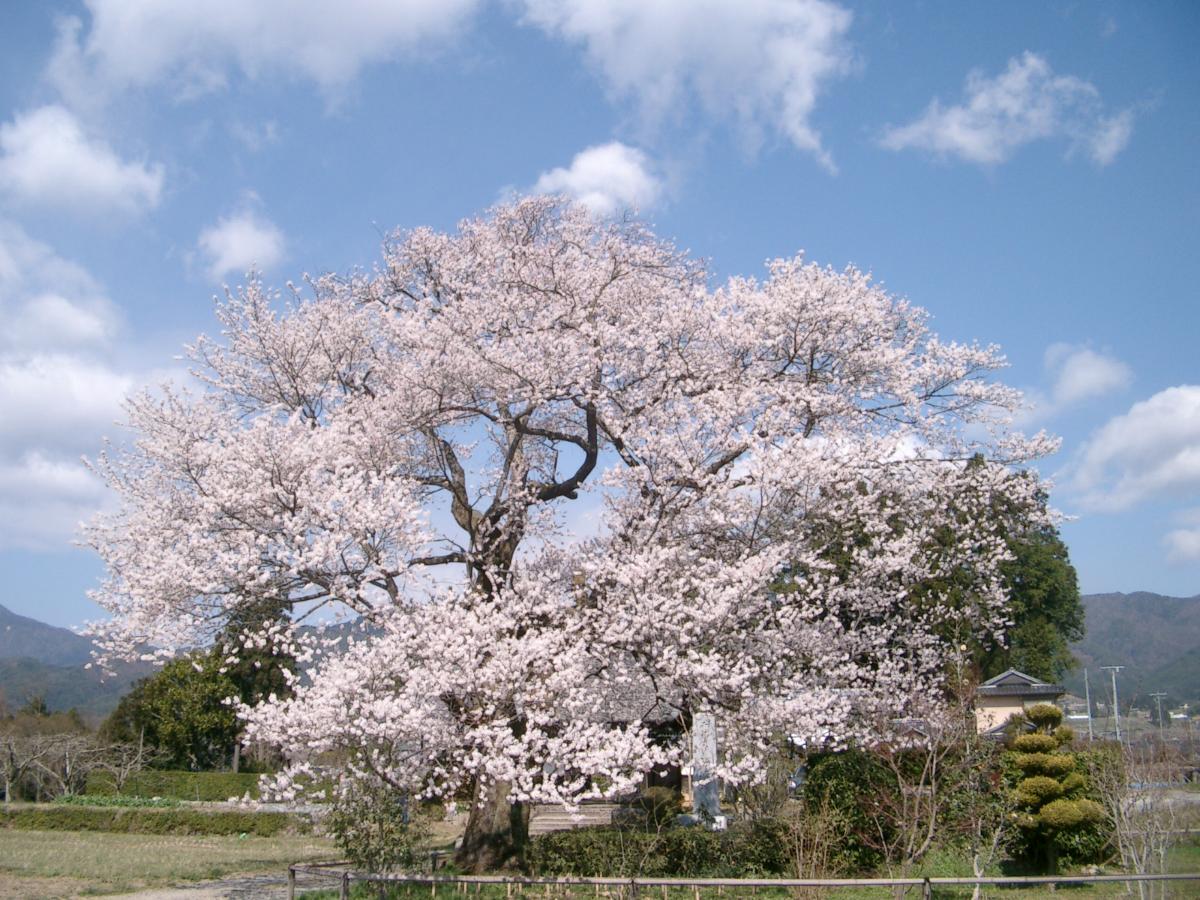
1038, 798, 1102, 829
1011, 733, 1057, 754
526, 820, 794, 877
1053, 724, 1075, 745
1005, 709, 1110, 871
1025, 704, 1063, 730
981, 525, 1084, 682
99, 602, 296, 773
99, 654, 239, 771
800, 750, 895, 872
1049, 816, 1110, 862
1059, 772, 1087, 798
0, 805, 307, 836
1014, 752, 1075, 778
633, 786, 683, 828
87, 769, 261, 801
324, 781, 427, 873
215, 594, 297, 708
1016, 776, 1064, 808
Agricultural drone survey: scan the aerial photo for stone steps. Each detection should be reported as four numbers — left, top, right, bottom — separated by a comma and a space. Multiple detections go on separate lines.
528, 802, 619, 835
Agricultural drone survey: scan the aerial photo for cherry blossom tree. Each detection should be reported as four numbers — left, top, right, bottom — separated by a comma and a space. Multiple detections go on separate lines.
85, 197, 1053, 870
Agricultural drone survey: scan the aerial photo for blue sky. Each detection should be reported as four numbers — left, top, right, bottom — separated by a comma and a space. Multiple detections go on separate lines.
0, 1, 1197, 627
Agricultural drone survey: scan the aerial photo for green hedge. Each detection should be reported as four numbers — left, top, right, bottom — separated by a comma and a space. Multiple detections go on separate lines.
526, 821, 791, 878
86, 770, 262, 801
55, 794, 180, 808
0, 805, 308, 837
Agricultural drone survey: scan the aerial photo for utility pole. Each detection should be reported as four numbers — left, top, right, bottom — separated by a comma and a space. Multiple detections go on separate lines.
1083, 668, 1095, 743
1102, 666, 1124, 742
1150, 692, 1168, 743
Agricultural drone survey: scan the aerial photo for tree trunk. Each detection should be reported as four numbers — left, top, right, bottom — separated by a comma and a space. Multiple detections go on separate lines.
455, 778, 530, 873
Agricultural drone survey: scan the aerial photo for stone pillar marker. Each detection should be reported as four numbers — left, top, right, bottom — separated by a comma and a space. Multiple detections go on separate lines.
690, 709, 721, 823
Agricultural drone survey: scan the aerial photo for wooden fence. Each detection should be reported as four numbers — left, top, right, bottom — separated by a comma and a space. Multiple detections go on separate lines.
288, 862, 1200, 899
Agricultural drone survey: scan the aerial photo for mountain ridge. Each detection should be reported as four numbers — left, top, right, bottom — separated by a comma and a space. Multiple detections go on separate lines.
0, 602, 150, 719
0, 601, 96, 667
1066, 590, 1200, 708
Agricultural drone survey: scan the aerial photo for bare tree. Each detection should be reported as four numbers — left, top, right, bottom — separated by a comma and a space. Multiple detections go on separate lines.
93, 740, 160, 794
1088, 741, 1180, 900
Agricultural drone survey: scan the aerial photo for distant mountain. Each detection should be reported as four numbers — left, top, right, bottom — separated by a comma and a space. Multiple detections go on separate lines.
0, 602, 95, 666
1066, 591, 1200, 709
0, 657, 142, 718
0, 603, 150, 721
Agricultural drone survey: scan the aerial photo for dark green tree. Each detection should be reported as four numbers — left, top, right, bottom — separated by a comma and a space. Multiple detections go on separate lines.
100, 654, 239, 770
980, 524, 1084, 683
214, 594, 296, 708
102, 592, 297, 772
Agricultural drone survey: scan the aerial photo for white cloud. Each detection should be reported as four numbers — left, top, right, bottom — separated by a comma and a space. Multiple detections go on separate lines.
518, 0, 854, 168
0, 221, 120, 352
0, 105, 163, 214
1068, 385, 1200, 512
0, 452, 110, 551
10, 294, 115, 350
48, 0, 481, 105
1165, 516, 1200, 563
197, 209, 286, 281
533, 143, 663, 216
881, 52, 1134, 167
0, 354, 134, 455
0, 221, 155, 550
1043, 344, 1132, 408
1017, 343, 1131, 426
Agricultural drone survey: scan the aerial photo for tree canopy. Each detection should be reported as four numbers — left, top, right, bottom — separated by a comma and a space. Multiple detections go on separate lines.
85, 197, 1053, 868
100, 654, 239, 771
984, 524, 1084, 683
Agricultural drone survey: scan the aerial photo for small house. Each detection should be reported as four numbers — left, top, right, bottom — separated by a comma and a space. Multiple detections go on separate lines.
975, 668, 1065, 735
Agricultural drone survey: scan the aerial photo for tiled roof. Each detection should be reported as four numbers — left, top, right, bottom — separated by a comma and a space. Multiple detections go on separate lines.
977, 668, 1064, 697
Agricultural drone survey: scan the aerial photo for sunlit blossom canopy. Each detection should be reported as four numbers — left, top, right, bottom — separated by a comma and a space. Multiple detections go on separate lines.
85, 196, 1054, 808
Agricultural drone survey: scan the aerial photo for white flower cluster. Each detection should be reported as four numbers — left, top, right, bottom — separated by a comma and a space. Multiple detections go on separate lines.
85, 196, 1052, 815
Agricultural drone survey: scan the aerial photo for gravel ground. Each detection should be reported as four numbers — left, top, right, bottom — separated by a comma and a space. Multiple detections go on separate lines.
100, 870, 333, 899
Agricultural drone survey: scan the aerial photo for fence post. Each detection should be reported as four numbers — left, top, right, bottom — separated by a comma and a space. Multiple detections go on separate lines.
922, 877, 932, 900
287, 866, 296, 900
340, 870, 350, 900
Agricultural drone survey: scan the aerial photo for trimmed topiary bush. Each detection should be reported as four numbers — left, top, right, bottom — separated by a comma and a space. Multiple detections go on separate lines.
1015, 753, 1076, 778
1060, 772, 1086, 798
1016, 775, 1064, 807
1005, 705, 1110, 872
1025, 704, 1063, 730
1012, 733, 1057, 754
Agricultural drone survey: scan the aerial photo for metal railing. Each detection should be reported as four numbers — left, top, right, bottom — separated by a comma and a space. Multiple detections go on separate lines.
288, 862, 1200, 899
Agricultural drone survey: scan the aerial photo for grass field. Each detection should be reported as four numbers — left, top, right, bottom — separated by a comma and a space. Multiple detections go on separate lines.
0, 829, 337, 897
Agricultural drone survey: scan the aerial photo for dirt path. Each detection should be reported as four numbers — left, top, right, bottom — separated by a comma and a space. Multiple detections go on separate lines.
78, 871, 330, 899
